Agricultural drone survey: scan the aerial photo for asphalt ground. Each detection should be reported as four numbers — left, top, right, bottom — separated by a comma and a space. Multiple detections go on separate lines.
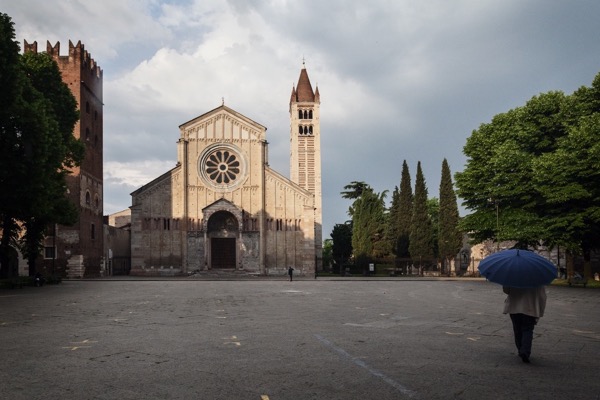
1, 277, 599, 400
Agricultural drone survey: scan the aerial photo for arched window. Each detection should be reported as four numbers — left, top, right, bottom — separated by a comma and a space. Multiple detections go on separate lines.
85, 102, 90, 113
309, 126, 313, 135
309, 110, 313, 119
298, 110, 303, 119
85, 191, 91, 205
299, 126, 303, 134
94, 134, 99, 147
94, 194, 99, 209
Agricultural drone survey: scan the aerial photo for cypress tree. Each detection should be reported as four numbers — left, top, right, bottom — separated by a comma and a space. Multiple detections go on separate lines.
397, 160, 413, 259
409, 161, 434, 270
438, 159, 462, 274
385, 186, 401, 256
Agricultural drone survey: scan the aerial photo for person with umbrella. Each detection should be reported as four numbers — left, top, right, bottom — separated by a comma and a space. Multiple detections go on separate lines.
502, 285, 547, 363
478, 249, 555, 363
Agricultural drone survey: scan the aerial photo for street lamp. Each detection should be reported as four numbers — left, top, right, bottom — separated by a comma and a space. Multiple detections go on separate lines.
488, 198, 500, 251
495, 201, 499, 251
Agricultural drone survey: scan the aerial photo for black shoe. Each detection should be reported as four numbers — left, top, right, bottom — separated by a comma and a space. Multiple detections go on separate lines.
519, 353, 530, 363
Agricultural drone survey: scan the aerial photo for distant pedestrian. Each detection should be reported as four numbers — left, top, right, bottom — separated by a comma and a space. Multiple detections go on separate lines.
288, 267, 294, 281
34, 272, 45, 287
503, 286, 547, 363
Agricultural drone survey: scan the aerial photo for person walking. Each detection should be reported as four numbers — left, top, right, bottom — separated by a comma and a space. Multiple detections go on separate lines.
502, 286, 547, 363
288, 266, 294, 281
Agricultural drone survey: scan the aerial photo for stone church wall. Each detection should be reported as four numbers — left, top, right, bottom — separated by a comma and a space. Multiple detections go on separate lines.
240, 232, 260, 271
186, 232, 205, 272
263, 170, 315, 276
131, 169, 184, 275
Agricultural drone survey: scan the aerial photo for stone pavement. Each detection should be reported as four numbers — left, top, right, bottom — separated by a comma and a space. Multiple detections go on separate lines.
1, 278, 598, 399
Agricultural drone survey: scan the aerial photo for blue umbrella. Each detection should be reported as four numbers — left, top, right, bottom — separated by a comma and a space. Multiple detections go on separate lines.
478, 249, 557, 288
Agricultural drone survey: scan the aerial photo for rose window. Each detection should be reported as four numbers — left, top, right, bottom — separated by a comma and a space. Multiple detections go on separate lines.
205, 150, 240, 184
199, 144, 247, 190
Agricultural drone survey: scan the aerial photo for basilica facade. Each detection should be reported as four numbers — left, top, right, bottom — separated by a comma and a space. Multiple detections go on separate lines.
129, 66, 322, 276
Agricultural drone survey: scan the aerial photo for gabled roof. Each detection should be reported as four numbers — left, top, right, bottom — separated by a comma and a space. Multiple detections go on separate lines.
179, 104, 267, 131
202, 197, 239, 212
130, 164, 181, 196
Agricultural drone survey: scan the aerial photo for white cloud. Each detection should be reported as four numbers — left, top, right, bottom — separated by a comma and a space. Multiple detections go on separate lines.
4, 0, 600, 235
105, 160, 176, 188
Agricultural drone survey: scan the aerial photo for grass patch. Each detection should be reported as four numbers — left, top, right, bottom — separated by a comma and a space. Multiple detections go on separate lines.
552, 278, 600, 288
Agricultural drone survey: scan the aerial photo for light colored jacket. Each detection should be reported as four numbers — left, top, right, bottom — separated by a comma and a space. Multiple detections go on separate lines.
502, 286, 547, 318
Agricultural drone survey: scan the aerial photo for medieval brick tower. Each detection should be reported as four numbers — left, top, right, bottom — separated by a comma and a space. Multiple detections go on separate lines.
24, 40, 104, 278
289, 64, 322, 270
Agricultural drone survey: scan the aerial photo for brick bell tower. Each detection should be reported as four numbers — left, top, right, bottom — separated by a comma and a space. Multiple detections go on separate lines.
24, 40, 104, 278
289, 62, 322, 270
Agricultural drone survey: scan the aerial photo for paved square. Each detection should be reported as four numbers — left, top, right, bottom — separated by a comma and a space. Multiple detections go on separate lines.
1, 278, 598, 399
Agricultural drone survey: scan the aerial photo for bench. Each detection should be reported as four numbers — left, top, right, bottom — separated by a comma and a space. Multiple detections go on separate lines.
568, 277, 588, 287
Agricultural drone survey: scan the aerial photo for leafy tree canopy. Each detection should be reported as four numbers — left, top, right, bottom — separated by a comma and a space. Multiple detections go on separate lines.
455, 73, 600, 258
0, 13, 83, 277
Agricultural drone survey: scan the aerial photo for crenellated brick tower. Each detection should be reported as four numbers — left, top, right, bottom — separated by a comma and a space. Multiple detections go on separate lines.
24, 40, 104, 278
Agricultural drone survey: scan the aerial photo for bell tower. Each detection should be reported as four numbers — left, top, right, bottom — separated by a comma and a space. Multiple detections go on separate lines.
289, 63, 322, 269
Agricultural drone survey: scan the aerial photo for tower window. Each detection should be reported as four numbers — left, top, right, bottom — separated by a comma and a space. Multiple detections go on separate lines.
86, 102, 90, 113
86, 128, 90, 141
298, 109, 313, 120
85, 191, 91, 205
91, 223, 95, 240
298, 125, 313, 136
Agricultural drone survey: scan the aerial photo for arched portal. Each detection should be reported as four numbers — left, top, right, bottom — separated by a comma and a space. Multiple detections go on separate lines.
207, 211, 238, 269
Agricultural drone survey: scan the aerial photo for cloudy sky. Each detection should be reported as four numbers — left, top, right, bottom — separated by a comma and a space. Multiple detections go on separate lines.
3, 0, 600, 238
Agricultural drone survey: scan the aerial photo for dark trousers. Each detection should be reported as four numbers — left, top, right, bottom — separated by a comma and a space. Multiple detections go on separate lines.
509, 313, 537, 357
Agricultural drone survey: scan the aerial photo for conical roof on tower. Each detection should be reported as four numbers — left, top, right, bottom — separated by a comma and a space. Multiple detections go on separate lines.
290, 65, 318, 103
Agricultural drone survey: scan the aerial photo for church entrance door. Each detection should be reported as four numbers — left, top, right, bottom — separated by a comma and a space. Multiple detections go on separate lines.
211, 238, 236, 269
207, 210, 239, 270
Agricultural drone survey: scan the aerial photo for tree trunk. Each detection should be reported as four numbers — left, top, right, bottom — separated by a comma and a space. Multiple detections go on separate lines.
0, 217, 15, 278
583, 249, 592, 279
566, 251, 575, 278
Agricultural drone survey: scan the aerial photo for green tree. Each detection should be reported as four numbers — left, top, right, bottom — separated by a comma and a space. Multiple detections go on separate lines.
331, 222, 353, 274
455, 91, 569, 247
0, 14, 82, 277
456, 73, 600, 278
322, 239, 333, 271
341, 181, 371, 217
0, 13, 28, 278
18, 51, 82, 276
532, 114, 600, 278
438, 159, 462, 274
396, 160, 413, 259
427, 197, 439, 259
409, 162, 434, 270
352, 188, 387, 270
385, 186, 401, 256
